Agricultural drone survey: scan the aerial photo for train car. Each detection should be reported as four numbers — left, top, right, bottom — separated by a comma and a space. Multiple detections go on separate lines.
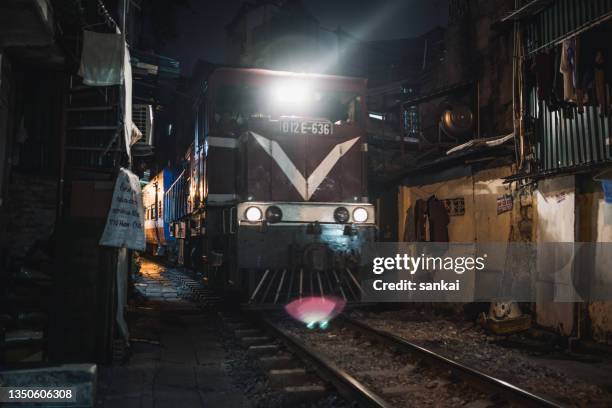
142, 168, 177, 255
179, 67, 377, 304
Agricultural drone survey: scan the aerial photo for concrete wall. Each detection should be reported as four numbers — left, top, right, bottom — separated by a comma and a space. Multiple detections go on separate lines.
533, 176, 612, 342
398, 165, 516, 243
535, 176, 576, 336
576, 178, 612, 344
398, 165, 521, 309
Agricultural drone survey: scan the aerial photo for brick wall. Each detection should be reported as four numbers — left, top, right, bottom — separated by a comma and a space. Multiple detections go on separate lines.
3, 172, 57, 260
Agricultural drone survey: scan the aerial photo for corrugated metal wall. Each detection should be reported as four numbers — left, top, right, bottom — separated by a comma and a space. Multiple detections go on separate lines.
526, 0, 612, 54
531, 92, 612, 172
525, 0, 612, 173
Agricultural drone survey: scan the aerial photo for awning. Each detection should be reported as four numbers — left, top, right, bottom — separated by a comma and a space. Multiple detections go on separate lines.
446, 133, 514, 156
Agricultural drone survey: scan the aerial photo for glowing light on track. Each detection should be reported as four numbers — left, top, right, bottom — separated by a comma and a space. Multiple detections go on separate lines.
285, 296, 346, 329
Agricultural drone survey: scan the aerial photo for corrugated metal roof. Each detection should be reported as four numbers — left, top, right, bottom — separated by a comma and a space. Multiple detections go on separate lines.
524, 0, 612, 54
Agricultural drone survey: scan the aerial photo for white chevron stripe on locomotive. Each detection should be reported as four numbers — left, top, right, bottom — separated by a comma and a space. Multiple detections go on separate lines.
250, 132, 360, 201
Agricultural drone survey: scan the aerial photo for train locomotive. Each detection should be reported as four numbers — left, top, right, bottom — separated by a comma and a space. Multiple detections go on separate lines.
142, 168, 176, 255
145, 67, 376, 304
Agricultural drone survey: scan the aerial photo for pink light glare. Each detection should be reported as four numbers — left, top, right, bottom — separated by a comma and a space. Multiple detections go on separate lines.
284, 296, 346, 329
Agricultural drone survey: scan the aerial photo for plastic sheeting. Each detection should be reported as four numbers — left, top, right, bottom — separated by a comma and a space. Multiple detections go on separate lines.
78, 30, 124, 86
78, 31, 140, 159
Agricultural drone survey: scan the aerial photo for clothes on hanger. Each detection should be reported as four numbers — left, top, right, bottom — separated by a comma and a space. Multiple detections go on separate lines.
533, 51, 554, 102
560, 38, 577, 102
548, 44, 564, 111
403, 205, 416, 242
427, 196, 450, 243
595, 50, 610, 116
415, 199, 428, 242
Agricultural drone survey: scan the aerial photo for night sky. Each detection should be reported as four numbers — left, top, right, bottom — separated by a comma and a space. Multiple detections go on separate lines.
160, 0, 449, 75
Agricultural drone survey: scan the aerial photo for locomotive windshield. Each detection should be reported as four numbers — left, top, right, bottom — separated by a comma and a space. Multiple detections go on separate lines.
212, 83, 362, 132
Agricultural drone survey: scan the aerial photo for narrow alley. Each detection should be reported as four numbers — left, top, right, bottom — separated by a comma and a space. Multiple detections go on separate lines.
96, 258, 250, 408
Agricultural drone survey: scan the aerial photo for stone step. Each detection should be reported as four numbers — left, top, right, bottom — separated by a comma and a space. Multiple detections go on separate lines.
219, 316, 244, 325
248, 344, 279, 357
234, 329, 262, 338
226, 322, 253, 330
268, 368, 310, 388
258, 354, 298, 370
282, 385, 328, 404
241, 336, 271, 347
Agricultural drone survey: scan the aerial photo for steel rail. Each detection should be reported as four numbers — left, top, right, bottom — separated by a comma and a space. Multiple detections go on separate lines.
340, 317, 564, 408
259, 316, 394, 408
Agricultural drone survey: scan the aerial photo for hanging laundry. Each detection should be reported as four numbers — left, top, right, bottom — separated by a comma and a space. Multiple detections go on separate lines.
403, 205, 416, 242
414, 199, 428, 242
78, 30, 124, 86
560, 38, 577, 102
574, 37, 586, 113
595, 50, 610, 117
578, 35, 592, 85
533, 51, 554, 102
427, 196, 450, 242
547, 45, 563, 112
123, 45, 142, 160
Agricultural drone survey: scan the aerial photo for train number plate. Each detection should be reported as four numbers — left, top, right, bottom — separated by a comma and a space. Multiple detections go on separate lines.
280, 120, 333, 135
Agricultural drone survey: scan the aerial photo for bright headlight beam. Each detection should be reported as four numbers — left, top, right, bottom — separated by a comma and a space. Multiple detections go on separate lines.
272, 80, 312, 106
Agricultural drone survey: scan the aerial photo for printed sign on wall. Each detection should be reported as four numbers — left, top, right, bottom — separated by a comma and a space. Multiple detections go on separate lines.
99, 167, 146, 251
496, 194, 514, 214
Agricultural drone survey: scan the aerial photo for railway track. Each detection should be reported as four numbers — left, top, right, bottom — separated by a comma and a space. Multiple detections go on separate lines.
337, 316, 564, 408
258, 315, 393, 408
246, 312, 565, 408
222, 312, 389, 407
139, 260, 563, 407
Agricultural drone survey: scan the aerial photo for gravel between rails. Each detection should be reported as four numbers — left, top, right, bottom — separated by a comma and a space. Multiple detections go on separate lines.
275, 314, 516, 408
349, 309, 612, 407
220, 315, 353, 408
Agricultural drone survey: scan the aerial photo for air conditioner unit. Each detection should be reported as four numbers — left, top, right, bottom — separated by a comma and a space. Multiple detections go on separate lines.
133, 104, 154, 146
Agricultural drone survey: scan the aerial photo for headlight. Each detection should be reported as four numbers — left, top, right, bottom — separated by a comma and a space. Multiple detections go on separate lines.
352, 207, 368, 223
334, 207, 350, 224
265, 206, 283, 223
245, 206, 263, 222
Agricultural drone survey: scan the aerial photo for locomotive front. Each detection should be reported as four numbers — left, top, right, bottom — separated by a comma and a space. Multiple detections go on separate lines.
204, 68, 376, 304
